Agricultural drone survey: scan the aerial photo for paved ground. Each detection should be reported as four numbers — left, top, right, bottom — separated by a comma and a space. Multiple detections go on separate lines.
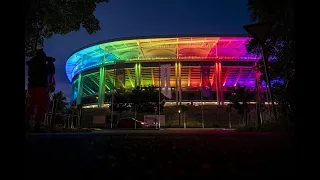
25, 129, 295, 178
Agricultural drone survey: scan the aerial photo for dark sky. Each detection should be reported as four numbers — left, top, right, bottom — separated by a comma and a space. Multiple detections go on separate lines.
25, 0, 251, 101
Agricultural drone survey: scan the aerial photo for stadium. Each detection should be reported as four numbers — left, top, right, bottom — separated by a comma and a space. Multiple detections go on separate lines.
66, 34, 263, 107
65, 34, 272, 127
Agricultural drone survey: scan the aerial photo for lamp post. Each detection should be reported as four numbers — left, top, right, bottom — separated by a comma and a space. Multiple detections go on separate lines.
154, 106, 158, 129
243, 23, 277, 122
183, 105, 186, 129
178, 109, 181, 128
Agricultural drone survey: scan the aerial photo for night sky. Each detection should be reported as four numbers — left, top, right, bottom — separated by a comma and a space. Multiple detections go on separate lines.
25, 0, 252, 102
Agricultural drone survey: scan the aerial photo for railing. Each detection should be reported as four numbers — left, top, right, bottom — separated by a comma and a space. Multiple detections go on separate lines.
44, 112, 80, 129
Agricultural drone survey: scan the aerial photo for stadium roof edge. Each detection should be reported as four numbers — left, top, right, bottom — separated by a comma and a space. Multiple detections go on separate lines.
67, 34, 250, 59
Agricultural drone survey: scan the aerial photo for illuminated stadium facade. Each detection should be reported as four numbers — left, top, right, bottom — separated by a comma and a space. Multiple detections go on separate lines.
66, 35, 263, 107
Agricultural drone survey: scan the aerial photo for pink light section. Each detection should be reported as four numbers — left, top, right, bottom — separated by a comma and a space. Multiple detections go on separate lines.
177, 37, 257, 60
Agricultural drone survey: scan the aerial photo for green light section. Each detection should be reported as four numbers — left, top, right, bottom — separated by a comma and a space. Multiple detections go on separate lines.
83, 83, 95, 95
82, 73, 99, 95
98, 67, 106, 107
105, 70, 115, 89
81, 65, 158, 91
71, 80, 79, 103
134, 63, 141, 87
125, 69, 135, 88
76, 74, 83, 105
140, 67, 153, 87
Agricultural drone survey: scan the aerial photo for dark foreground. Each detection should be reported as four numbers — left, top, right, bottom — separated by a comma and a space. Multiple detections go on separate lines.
25, 129, 295, 178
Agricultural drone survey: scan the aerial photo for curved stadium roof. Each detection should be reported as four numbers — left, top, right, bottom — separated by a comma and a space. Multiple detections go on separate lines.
65, 34, 258, 82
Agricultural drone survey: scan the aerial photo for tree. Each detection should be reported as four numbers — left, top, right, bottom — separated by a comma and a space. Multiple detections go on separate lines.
51, 91, 69, 113
246, 0, 295, 124
229, 84, 255, 126
109, 92, 130, 118
25, 0, 110, 57
246, 0, 294, 83
130, 86, 142, 118
129, 85, 165, 113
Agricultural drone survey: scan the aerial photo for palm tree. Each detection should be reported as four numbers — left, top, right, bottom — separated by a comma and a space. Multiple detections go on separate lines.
49, 91, 69, 128
131, 86, 142, 119
229, 84, 254, 126
51, 91, 69, 113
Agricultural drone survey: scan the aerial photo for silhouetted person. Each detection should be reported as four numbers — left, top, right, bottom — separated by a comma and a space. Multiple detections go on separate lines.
25, 49, 55, 132
47, 57, 56, 94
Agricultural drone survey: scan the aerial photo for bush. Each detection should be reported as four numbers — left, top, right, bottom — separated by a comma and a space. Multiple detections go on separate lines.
235, 123, 289, 132
236, 126, 257, 132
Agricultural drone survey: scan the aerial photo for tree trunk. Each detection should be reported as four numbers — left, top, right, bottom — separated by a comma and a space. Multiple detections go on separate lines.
51, 99, 58, 128
119, 111, 122, 120
245, 111, 248, 126
257, 107, 261, 130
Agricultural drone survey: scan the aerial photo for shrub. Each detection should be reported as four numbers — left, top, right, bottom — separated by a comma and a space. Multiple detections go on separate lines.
235, 123, 289, 132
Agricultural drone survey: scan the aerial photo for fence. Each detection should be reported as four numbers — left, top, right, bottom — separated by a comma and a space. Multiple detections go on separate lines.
43, 112, 80, 128
78, 104, 271, 128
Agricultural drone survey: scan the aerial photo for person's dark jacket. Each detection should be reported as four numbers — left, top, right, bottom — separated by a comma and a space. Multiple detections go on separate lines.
26, 56, 55, 89
47, 57, 55, 75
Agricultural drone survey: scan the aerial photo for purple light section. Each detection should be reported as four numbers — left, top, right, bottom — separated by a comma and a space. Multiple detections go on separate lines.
262, 81, 267, 88
224, 76, 256, 89
223, 78, 281, 91
246, 81, 256, 89
225, 79, 236, 87
206, 37, 259, 60
237, 78, 247, 87
176, 37, 260, 60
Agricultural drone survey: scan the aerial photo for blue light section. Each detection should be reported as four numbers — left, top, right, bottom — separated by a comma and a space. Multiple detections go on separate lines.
65, 44, 119, 82
261, 78, 284, 88
70, 88, 77, 104
73, 90, 77, 100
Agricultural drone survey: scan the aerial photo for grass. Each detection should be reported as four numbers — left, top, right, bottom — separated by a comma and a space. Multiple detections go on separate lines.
42, 126, 93, 133
26, 124, 93, 133
165, 119, 220, 128
25, 131, 294, 178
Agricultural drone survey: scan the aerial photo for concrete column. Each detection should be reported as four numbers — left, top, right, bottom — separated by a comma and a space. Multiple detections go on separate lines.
178, 62, 182, 104
134, 63, 141, 88
215, 61, 224, 105
98, 66, 106, 108
76, 73, 83, 105
175, 61, 182, 105
218, 62, 224, 105
175, 62, 178, 105
215, 63, 220, 105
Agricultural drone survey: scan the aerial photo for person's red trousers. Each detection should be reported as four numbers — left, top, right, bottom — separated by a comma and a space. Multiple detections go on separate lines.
25, 88, 50, 126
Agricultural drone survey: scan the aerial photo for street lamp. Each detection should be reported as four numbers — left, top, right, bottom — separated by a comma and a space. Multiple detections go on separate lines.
178, 109, 181, 128
243, 23, 277, 122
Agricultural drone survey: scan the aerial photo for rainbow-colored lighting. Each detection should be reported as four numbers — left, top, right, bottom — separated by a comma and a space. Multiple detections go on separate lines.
65, 35, 260, 82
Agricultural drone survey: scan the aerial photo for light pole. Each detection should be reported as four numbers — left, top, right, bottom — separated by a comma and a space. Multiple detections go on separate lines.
183, 106, 186, 129
255, 69, 262, 130
178, 109, 181, 128
154, 106, 158, 129
244, 23, 278, 122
